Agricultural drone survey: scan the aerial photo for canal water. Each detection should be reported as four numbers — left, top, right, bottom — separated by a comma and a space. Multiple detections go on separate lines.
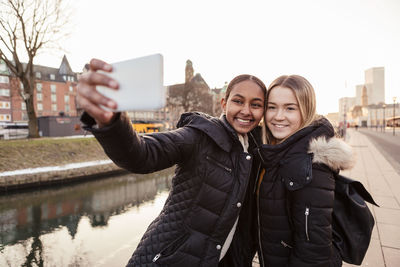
0, 168, 174, 267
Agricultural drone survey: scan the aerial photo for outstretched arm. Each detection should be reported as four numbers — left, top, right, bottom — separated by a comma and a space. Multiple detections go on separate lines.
83, 112, 199, 174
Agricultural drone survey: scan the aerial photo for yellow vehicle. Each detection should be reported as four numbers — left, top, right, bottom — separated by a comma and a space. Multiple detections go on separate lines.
131, 120, 165, 133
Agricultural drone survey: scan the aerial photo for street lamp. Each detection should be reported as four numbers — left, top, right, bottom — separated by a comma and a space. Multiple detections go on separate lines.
394, 97, 397, 136
382, 104, 386, 132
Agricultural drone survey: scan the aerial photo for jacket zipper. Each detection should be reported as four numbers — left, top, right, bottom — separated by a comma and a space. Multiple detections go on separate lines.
305, 207, 310, 241
280, 240, 293, 249
206, 156, 232, 172
152, 253, 161, 262
256, 165, 265, 267
253, 164, 261, 194
152, 234, 188, 262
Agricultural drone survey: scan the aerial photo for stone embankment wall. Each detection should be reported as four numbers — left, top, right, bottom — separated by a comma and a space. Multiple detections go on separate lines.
0, 136, 124, 191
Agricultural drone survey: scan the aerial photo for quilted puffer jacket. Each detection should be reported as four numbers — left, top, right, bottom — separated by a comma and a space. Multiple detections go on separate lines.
81, 112, 260, 267
255, 118, 354, 267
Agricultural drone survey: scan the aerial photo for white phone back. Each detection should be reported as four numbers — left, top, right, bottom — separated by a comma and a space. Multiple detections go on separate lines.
97, 54, 165, 111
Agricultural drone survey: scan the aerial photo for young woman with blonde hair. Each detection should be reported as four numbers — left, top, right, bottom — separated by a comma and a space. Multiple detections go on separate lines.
255, 75, 354, 267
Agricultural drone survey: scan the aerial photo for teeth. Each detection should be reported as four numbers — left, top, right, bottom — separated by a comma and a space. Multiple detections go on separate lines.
237, 118, 251, 123
274, 124, 286, 128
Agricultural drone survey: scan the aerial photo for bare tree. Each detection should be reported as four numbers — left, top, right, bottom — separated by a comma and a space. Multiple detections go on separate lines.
0, 0, 70, 137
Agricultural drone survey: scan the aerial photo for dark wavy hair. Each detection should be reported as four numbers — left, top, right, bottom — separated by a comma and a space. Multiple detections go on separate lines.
225, 74, 267, 102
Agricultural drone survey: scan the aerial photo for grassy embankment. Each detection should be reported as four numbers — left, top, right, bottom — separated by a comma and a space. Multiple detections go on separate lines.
0, 137, 109, 172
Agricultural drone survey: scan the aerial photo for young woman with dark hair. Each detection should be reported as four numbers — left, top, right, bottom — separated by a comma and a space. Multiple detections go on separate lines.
77, 58, 266, 266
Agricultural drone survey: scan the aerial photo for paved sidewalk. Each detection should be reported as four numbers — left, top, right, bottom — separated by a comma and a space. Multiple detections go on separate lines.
342, 129, 400, 267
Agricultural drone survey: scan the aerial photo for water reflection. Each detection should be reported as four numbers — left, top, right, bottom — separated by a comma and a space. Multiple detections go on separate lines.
0, 168, 174, 267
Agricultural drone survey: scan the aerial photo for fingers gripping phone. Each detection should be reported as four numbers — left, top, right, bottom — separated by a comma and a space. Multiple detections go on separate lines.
97, 54, 166, 111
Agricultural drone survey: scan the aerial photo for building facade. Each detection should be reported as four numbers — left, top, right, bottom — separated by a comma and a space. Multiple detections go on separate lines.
128, 60, 216, 130
0, 56, 78, 123
0, 61, 12, 122
339, 67, 390, 127
355, 67, 385, 106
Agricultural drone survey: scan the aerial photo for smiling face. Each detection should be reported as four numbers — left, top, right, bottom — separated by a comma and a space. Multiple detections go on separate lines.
266, 86, 302, 142
221, 80, 265, 135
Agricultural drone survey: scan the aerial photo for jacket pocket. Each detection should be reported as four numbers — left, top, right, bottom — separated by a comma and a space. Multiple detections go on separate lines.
281, 240, 293, 249
152, 232, 190, 263
304, 206, 310, 241
206, 155, 232, 173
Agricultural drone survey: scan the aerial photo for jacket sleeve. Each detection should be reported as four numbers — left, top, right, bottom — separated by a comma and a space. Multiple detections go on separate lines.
83, 112, 199, 173
288, 164, 336, 267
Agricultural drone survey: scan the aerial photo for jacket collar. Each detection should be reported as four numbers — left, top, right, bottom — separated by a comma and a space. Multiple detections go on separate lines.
177, 112, 233, 152
176, 112, 261, 153
257, 117, 355, 172
257, 117, 336, 168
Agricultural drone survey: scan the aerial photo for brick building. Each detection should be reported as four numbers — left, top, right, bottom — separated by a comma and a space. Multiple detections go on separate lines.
0, 61, 12, 122
0, 56, 78, 123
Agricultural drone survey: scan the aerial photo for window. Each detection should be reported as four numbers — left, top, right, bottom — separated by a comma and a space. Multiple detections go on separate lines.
0, 62, 6, 72
36, 83, 42, 92
63, 75, 67, 81
65, 104, 70, 112
37, 103, 43, 110
36, 72, 41, 79
69, 86, 73, 92
37, 93, 42, 101
51, 94, 57, 102
0, 101, 11, 109
0, 75, 9, 83
0, 89, 10, 96
52, 104, 57, 111
64, 95, 70, 103
0, 114, 11, 121
50, 74, 55, 80
51, 84, 56, 93
21, 102, 26, 110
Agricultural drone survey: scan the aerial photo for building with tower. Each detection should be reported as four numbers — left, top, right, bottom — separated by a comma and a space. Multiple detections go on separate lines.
338, 67, 400, 128
166, 60, 213, 127
355, 67, 385, 106
128, 60, 215, 130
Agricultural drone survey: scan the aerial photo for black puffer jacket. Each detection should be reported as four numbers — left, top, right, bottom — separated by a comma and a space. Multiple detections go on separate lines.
255, 118, 354, 267
82, 112, 260, 266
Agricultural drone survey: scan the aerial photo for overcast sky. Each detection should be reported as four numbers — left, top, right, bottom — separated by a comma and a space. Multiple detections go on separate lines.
35, 0, 400, 115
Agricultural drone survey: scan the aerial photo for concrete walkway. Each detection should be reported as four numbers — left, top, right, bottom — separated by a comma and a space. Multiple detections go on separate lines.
342, 129, 400, 267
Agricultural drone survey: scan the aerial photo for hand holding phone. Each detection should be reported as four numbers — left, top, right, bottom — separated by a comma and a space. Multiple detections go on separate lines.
96, 54, 166, 111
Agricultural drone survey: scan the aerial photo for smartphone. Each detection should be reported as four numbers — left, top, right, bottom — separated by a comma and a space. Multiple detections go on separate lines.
97, 53, 165, 111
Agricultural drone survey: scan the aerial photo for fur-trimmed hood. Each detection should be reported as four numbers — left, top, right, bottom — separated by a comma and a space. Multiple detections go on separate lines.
308, 136, 355, 171
257, 117, 355, 172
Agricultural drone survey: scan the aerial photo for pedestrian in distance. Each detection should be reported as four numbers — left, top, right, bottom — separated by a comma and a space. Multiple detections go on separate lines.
255, 75, 355, 267
77, 58, 266, 266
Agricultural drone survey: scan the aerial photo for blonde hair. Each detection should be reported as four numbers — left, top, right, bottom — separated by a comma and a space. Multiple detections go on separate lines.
262, 75, 317, 144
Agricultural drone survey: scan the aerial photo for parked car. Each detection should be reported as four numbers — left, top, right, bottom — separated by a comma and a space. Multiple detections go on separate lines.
0, 123, 29, 139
